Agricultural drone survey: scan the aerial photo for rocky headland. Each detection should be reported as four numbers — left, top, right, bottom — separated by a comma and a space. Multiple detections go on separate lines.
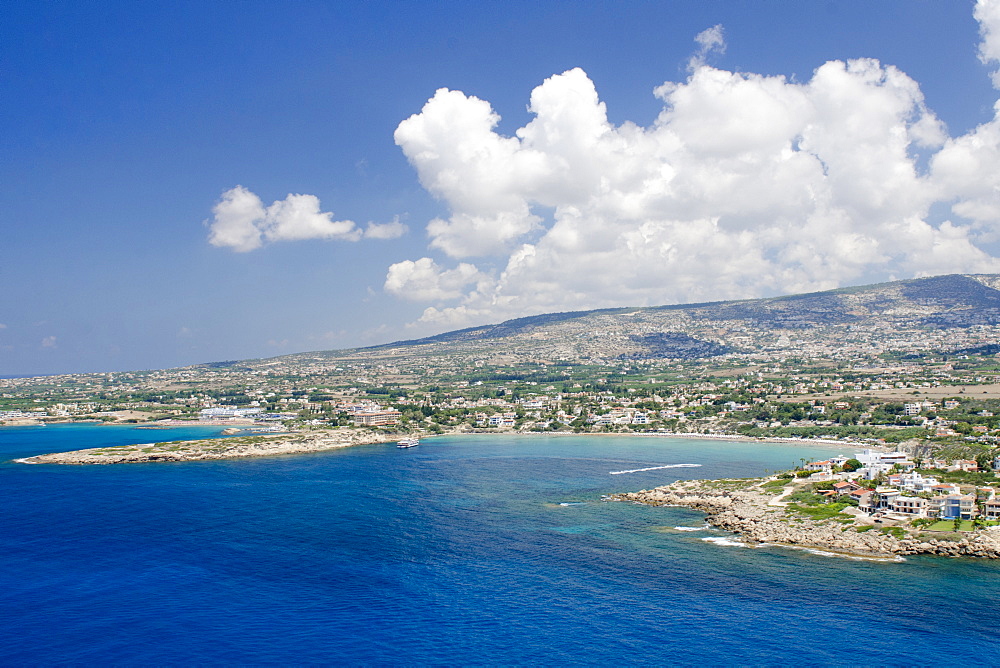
17, 429, 419, 465
610, 478, 1000, 559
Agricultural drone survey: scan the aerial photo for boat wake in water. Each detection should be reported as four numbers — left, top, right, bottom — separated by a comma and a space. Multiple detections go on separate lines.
609, 464, 701, 475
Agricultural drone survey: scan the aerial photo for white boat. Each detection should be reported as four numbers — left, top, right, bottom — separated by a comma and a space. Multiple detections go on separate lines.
396, 436, 419, 448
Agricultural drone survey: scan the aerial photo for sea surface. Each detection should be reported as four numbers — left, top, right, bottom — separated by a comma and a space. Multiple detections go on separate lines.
2, 425, 998, 665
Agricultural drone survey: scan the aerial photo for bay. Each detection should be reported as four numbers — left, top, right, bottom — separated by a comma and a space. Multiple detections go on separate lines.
1, 426, 996, 664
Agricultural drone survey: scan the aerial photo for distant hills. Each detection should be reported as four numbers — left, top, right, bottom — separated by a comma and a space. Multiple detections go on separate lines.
319, 274, 1000, 364
11, 274, 1000, 402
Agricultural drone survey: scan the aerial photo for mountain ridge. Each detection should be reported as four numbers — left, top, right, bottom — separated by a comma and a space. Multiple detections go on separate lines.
335, 274, 1000, 364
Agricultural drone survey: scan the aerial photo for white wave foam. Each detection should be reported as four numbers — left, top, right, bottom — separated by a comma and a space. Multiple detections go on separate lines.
609, 464, 702, 475
762, 543, 906, 563
674, 525, 710, 532
701, 536, 749, 548
558, 502, 585, 506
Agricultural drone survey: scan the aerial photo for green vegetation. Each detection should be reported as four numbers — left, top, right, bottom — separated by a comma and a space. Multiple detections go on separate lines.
701, 478, 757, 491
917, 468, 1000, 486
787, 501, 852, 521
842, 458, 862, 472
925, 520, 976, 532
787, 489, 828, 504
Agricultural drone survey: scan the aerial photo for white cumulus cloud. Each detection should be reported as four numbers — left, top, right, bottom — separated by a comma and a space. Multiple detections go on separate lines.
385, 6, 1000, 331
931, 0, 1000, 243
689, 24, 726, 71
207, 186, 364, 252
977, 0, 1000, 87
384, 257, 491, 302
364, 217, 408, 240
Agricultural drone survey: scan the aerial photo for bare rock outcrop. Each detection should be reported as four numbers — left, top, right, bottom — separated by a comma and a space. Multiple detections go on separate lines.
610, 479, 1000, 559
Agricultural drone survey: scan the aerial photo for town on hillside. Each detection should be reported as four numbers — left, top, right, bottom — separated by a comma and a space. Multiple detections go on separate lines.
7, 274, 1000, 471
6, 351, 1000, 468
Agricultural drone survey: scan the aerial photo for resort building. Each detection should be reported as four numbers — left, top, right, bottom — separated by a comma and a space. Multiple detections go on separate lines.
982, 499, 1000, 520
886, 472, 939, 493
938, 494, 977, 520
890, 495, 927, 516
351, 410, 401, 426
200, 406, 262, 420
855, 450, 916, 479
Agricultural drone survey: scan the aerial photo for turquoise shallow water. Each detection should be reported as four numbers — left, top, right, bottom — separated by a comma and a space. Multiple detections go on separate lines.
1, 426, 998, 664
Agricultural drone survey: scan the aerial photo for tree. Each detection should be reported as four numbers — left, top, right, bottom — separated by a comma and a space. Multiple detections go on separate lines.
954, 421, 974, 435
842, 458, 863, 472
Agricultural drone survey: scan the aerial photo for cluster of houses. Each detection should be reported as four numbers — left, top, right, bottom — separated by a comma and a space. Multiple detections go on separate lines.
899, 399, 995, 436
804, 450, 998, 521
475, 412, 518, 428
586, 408, 653, 426
0, 409, 44, 420
198, 401, 405, 427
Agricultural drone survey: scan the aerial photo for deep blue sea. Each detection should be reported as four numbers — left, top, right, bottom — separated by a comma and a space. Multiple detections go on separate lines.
2, 425, 999, 665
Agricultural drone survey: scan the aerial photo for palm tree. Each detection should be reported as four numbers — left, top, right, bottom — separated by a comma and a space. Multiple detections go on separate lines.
870, 489, 881, 512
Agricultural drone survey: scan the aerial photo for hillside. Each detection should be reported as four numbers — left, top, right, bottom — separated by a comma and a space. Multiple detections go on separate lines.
285, 273, 1000, 370
6, 273, 1000, 401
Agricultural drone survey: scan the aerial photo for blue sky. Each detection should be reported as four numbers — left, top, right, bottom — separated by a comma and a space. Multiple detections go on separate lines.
3, 0, 1000, 375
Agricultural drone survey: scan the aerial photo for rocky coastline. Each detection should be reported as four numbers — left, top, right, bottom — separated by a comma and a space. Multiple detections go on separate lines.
610, 478, 1000, 559
16, 429, 420, 465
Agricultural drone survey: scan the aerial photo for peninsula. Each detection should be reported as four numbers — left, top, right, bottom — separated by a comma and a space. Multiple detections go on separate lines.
612, 468, 1000, 559
17, 428, 420, 465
